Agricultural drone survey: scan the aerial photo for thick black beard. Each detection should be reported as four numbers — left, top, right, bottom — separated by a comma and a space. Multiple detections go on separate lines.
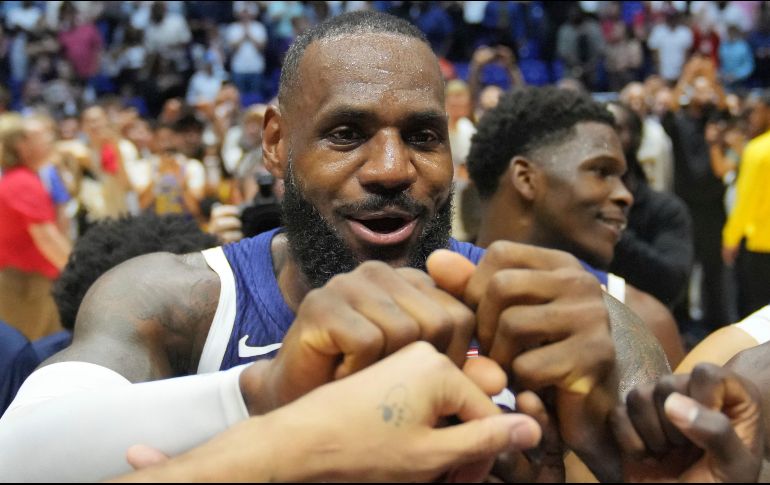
282, 166, 453, 288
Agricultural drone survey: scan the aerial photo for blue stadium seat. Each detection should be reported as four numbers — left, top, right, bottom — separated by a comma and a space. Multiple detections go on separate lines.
453, 62, 470, 82
125, 97, 149, 117
481, 63, 512, 90
241, 92, 267, 107
519, 59, 549, 86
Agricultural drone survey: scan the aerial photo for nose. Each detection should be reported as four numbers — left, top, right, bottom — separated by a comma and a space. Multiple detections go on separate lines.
611, 177, 634, 209
357, 128, 417, 194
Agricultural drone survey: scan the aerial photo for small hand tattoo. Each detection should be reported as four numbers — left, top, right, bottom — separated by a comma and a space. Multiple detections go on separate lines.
378, 384, 413, 427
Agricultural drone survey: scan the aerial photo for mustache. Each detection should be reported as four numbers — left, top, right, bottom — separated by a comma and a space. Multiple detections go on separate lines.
335, 192, 428, 219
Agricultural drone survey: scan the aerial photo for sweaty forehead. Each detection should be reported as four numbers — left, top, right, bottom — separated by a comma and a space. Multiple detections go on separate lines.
291, 33, 444, 116
535, 122, 623, 166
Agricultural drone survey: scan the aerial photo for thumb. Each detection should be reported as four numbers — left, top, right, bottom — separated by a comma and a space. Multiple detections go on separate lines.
664, 392, 757, 478
423, 413, 541, 481
126, 444, 170, 470
427, 249, 476, 299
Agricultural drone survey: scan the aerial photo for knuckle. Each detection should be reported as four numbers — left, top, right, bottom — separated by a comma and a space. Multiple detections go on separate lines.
394, 317, 421, 343
424, 345, 453, 370
488, 271, 511, 301
356, 325, 385, 355
397, 267, 434, 286
407, 339, 437, 356
691, 362, 723, 385
512, 356, 537, 382
547, 246, 582, 268
497, 310, 520, 339
422, 310, 454, 339
486, 241, 511, 264
357, 260, 391, 277
300, 288, 330, 312
458, 306, 475, 330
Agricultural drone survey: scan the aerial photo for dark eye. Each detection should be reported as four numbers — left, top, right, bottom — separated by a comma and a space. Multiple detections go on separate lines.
594, 166, 612, 178
327, 127, 364, 145
590, 162, 620, 179
406, 130, 440, 147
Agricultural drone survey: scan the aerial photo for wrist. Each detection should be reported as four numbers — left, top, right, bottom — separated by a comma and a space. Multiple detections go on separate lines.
239, 359, 278, 415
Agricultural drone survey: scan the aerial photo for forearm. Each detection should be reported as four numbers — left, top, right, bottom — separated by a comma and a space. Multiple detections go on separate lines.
569, 294, 670, 482
182, 189, 202, 217
109, 415, 278, 483
710, 144, 734, 178
29, 222, 72, 269
0, 363, 249, 482
139, 186, 155, 209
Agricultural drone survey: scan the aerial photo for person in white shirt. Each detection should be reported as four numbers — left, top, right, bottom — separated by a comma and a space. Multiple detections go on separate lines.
647, 10, 694, 83
620, 82, 675, 192
186, 61, 225, 107
143, 1, 192, 73
226, 2, 267, 98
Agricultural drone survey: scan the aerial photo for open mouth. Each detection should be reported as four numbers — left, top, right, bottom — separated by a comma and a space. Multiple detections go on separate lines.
597, 215, 627, 238
346, 211, 419, 246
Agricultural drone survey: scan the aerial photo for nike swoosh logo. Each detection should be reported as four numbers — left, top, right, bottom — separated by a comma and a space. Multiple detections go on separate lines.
238, 335, 282, 358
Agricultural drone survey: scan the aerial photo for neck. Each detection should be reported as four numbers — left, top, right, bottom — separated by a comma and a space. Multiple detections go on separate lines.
271, 232, 312, 313
475, 193, 534, 249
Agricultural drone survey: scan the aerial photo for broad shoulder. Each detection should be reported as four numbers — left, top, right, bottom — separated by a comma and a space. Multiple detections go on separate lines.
624, 284, 685, 369
44, 251, 220, 382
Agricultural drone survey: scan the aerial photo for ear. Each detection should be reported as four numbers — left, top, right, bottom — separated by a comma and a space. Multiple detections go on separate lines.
509, 156, 539, 202
262, 105, 288, 180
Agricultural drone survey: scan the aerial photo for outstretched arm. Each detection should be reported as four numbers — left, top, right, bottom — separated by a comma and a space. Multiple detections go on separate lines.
111, 343, 542, 483
0, 252, 224, 481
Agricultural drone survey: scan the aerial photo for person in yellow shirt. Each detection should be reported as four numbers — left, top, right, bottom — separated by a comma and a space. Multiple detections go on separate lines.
722, 94, 770, 318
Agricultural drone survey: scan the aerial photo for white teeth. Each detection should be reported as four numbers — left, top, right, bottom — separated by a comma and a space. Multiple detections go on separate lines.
599, 217, 626, 232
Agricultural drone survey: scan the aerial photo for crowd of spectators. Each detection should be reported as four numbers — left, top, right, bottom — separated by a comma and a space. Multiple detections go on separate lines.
3, 7, 770, 482
1, 1, 770, 117
2, 0, 770, 352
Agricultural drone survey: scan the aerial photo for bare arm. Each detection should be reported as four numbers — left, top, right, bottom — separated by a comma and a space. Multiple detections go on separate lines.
604, 292, 670, 398
28, 221, 72, 270
44, 251, 219, 380
624, 284, 685, 370
0, 253, 234, 481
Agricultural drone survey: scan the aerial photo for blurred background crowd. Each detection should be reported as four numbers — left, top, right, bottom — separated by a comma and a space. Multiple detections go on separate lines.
2, 0, 770, 348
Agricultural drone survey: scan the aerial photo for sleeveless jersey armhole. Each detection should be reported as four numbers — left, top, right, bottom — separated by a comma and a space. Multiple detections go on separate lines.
734, 305, 770, 345
606, 273, 627, 303
198, 247, 238, 373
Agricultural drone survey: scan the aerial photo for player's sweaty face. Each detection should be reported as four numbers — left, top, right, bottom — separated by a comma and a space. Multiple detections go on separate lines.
283, 33, 453, 268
